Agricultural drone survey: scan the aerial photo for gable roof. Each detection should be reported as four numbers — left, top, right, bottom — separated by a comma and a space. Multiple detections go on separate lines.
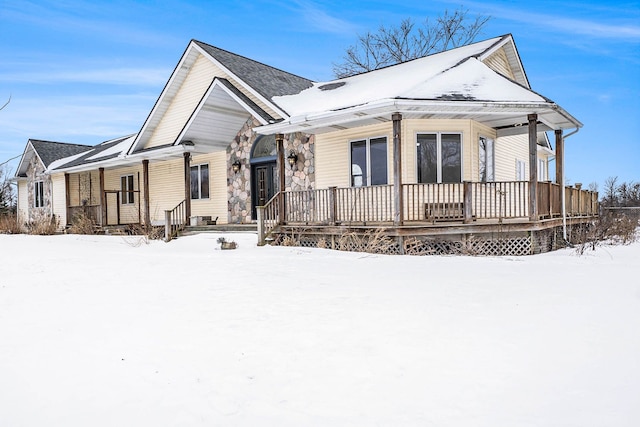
15, 139, 92, 177
257, 34, 581, 135
128, 40, 314, 155
193, 40, 314, 108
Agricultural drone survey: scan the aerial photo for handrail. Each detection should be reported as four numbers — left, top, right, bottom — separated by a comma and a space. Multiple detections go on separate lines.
164, 199, 187, 242
257, 192, 281, 245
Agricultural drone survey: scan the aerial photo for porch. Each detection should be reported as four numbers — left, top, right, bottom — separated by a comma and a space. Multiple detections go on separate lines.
257, 182, 598, 256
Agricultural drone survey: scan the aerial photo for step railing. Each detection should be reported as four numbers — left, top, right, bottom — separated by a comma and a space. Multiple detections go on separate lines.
257, 192, 281, 245
164, 199, 187, 242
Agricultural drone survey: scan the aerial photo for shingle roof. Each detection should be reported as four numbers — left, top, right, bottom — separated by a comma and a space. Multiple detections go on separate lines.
51, 135, 134, 170
30, 140, 93, 167
193, 40, 314, 105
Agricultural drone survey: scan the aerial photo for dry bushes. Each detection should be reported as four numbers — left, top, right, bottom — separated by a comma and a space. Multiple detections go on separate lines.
26, 214, 59, 235
574, 210, 638, 254
0, 214, 22, 234
68, 212, 98, 234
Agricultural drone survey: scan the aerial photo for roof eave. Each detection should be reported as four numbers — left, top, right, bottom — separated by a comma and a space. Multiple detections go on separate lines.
255, 99, 582, 135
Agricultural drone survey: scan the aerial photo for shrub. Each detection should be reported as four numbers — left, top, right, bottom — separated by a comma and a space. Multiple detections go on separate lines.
0, 213, 22, 234
26, 214, 59, 235
68, 212, 97, 235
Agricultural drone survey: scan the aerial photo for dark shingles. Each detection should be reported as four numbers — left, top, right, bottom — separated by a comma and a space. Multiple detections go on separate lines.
30, 140, 93, 168
52, 136, 133, 170
193, 40, 314, 108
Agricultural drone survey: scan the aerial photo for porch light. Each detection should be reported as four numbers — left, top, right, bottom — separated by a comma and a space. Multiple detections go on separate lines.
232, 160, 241, 173
287, 151, 297, 167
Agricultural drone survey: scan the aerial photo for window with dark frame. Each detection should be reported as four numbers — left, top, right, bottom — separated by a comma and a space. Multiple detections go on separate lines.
34, 181, 44, 208
350, 137, 387, 187
190, 164, 209, 199
121, 175, 134, 205
417, 133, 462, 183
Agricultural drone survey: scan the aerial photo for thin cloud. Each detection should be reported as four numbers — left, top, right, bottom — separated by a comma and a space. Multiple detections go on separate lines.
441, 0, 640, 42
0, 67, 171, 86
284, 0, 361, 36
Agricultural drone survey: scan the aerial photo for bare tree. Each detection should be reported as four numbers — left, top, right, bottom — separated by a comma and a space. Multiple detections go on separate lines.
0, 165, 15, 215
0, 94, 10, 112
333, 7, 491, 78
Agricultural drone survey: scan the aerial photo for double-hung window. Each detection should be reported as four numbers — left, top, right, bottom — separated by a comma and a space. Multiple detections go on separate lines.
350, 137, 387, 187
190, 164, 209, 199
34, 181, 44, 208
479, 136, 495, 182
538, 159, 547, 181
417, 133, 462, 183
121, 175, 134, 205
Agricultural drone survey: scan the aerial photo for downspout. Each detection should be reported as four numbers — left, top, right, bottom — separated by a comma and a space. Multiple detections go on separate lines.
561, 127, 580, 243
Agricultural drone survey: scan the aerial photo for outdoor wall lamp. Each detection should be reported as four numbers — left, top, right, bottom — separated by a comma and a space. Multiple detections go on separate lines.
287, 151, 297, 167
232, 160, 241, 173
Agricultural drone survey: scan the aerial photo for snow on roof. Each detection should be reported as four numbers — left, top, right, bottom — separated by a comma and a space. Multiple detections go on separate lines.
86, 134, 136, 161
272, 36, 544, 117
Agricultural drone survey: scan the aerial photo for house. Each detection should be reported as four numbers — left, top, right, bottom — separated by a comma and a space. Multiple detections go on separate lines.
14, 34, 598, 255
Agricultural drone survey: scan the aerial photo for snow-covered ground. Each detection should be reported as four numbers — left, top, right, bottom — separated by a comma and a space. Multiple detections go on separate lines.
1, 232, 638, 426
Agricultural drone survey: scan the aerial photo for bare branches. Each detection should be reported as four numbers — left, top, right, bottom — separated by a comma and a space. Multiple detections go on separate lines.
333, 7, 491, 78
0, 94, 11, 112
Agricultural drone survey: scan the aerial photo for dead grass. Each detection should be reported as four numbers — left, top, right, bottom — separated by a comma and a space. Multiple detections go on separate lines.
0, 214, 23, 234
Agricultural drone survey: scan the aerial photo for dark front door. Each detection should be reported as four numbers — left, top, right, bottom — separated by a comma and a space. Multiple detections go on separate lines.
252, 162, 277, 219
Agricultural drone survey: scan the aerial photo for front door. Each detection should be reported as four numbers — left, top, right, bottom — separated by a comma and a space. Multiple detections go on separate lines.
251, 162, 277, 219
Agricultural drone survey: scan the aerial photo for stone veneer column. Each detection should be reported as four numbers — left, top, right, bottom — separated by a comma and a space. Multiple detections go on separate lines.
226, 118, 316, 224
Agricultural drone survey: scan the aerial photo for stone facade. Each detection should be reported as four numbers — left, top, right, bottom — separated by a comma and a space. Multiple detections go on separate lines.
226, 118, 315, 224
26, 156, 53, 222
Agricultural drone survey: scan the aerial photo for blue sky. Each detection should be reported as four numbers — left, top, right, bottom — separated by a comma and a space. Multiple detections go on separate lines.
1, 0, 638, 188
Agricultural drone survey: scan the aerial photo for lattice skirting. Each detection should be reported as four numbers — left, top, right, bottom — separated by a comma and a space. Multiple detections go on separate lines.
270, 227, 570, 256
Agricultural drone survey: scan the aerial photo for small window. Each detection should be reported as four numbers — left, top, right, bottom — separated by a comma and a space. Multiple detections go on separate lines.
516, 160, 526, 181
34, 181, 44, 208
121, 175, 134, 204
479, 136, 495, 182
350, 137, 387, 187
190, 164, 209, 199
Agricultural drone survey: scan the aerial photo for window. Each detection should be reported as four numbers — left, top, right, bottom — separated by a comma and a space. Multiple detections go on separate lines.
479, 136, 495, 182
417, 133, 462, 183
190, 164, 209, 199
538, 159, 547, 181
34, 181, 44, 208
516, 160, 526, 181
121, 175, 134, 205
350, 137, 387, 187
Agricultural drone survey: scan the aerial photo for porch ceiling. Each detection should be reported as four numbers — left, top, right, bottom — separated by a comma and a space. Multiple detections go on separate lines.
178, 84, 253, 154
256, 99, 582, 136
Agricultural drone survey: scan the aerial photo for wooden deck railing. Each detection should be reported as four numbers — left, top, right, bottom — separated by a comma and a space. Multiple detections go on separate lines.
164, 199, 187, 242
257, 182, 599, 243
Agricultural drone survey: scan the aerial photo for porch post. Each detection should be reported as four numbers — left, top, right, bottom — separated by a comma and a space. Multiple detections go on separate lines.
64, 173, 70, 226
276, 133, 286, 225
142, 159, 151, 226
392, 113, 403, 226
99, 167, 106, 226
528, 113, 538, 221
183, 152, 191, 221
555, 129, 564, 188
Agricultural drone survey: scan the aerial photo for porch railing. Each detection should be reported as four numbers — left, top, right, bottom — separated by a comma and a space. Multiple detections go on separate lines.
257, 182, 599, 244
164, 199, 187, 242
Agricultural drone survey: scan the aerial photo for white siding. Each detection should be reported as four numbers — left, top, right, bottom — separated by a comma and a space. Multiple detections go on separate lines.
104, 165, 144, 225
50, 173, 67, 227
483, 47, 516, 80
495, 134, 529, 181
190, 151, 228, 224
17, 179, 28, 222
